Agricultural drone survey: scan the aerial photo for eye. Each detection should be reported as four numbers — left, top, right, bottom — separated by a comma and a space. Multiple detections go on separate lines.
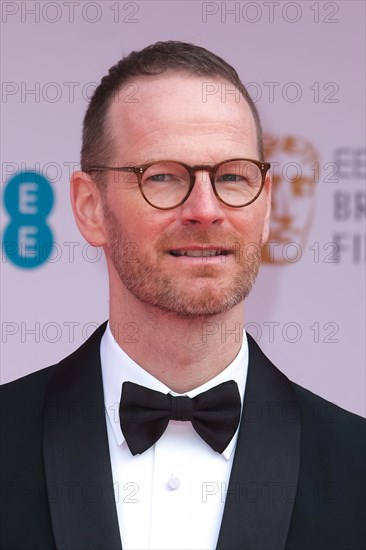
215, 160, 261, 187
142, 162, 189, 186
148, 173, 172, 182
145, 172, 186, 185
217, 173, 246, 183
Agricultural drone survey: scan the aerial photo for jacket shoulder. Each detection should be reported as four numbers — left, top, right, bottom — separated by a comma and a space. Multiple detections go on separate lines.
292, 381, 365, 430
0, 322, 107, 431
1, 364, 57, 402
291, 381, 365, 475
1, 322, 108, 398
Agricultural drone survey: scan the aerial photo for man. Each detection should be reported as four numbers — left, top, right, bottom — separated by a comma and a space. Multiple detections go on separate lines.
1, 41, 365, 550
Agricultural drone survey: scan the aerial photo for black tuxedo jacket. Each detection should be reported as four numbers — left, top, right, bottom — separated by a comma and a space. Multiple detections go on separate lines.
1, 322, 365, 550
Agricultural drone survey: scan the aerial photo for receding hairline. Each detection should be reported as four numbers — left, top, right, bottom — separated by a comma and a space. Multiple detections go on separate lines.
103, 69, 262, 165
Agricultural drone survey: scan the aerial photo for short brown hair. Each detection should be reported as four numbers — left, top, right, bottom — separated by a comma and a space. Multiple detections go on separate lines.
81, 41, 264, 185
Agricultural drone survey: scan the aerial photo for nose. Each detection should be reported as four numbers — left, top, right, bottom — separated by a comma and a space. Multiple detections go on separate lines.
178, 171, 225, 228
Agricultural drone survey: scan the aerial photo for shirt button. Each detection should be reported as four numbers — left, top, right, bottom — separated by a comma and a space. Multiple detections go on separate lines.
168, 477, 181, 490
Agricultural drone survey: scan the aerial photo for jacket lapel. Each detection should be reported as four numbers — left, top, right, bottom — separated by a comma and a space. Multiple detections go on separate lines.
42, 322, 122, 550
216, 334, 301, 550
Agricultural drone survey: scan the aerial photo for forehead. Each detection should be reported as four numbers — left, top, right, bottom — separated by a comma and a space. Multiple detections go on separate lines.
107, 71, 258, 162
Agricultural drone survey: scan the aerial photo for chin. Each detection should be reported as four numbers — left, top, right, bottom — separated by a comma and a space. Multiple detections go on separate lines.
128, 276, 255, 319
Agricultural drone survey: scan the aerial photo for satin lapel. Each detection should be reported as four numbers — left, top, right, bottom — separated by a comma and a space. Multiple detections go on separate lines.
42, 322, 122, 550
216, 335, 301, 550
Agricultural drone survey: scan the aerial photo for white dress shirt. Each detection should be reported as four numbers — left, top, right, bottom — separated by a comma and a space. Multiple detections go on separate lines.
100, 323, 249, 550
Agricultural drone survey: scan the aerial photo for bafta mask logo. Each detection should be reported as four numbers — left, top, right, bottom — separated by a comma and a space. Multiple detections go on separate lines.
262, 134, 319, 264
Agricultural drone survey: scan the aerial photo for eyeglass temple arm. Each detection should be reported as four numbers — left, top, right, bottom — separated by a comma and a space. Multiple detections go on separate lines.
86, 166, 137, 173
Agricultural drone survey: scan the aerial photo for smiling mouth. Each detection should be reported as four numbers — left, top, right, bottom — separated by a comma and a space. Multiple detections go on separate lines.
170, 249, 231, 257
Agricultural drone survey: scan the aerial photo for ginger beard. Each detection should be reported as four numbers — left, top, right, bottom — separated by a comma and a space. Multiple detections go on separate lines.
103, 201, 263, 319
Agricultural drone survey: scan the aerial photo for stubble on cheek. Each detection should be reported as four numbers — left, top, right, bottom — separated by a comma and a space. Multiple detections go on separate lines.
103, 202, 263, 318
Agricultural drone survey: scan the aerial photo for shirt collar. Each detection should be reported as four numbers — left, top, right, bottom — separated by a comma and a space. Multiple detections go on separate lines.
100, 322, 249, 460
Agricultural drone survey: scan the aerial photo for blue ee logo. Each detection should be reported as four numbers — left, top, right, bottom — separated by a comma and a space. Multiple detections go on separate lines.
3, 171, 54, 269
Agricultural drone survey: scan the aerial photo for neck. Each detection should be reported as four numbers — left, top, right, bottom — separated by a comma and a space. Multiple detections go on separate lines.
109, 285, 245, 394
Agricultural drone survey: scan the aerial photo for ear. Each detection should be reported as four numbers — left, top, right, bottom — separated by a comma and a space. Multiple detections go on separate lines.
261, 171, 272, 244
70, 171, 107, 246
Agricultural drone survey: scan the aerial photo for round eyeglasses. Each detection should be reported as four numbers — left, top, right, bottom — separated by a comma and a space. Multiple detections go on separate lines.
86, 158, 271, 210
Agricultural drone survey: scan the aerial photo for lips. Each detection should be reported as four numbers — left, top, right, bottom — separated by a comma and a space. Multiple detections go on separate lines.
170, 248, 231, 257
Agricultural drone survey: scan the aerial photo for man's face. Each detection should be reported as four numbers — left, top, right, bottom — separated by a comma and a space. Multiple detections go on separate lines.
100, 72, 271, 318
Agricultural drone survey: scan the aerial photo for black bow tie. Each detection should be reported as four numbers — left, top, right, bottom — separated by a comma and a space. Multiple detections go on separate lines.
119, 380, 241, 455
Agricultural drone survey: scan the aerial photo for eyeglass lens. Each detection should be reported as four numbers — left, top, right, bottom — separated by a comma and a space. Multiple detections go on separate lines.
139, 160, 263, 208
